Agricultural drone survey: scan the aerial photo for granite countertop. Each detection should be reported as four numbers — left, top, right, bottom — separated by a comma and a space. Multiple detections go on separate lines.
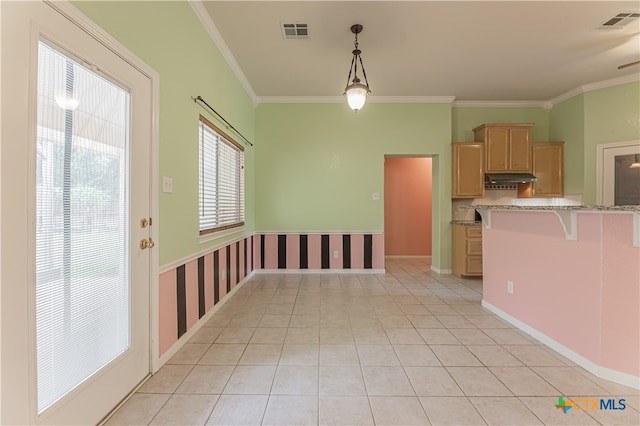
450, 220, 483, 226
471, 205, 640, 212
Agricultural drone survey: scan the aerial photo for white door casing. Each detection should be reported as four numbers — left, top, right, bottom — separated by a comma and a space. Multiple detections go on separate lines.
1, 1, 159, 424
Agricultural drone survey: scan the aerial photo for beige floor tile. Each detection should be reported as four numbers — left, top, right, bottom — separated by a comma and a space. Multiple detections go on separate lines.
393, 344, 441, 366
436, 315, 476, 328
190, 327, 223, 344
319, 315, 351, 328
290, 314, 320, 327
149, 394, 218, 425
137, 364, 193, 394
265, 303, 294, 315
271, 365, 319, 395
449, 328, 496, 345
357, 344, 401, 366
319, 327, 354, 344
369, 396, 430, 425
319, 396, 374, 425
431, 345, 482, 366
319, 365, 367, 396
467, 345, 524, 367
447, 367, 513, 396
470, 396, 543, 425
420, 396, 487, 425
249, 327, 287, 344
320, 344, 359, 365
519, 396, 599, 425
362, 366, 415, 396
198, 344, 246, 365
418, 329, 461, 344
482, 328, 534, 345
279, 343, 319, 365
263, 395, 318, 426
258, 314, 291, 328
464, 315, 510, 328
404, 366, 464, 396
215, 327, 256, 344
206, 394, 268, 425
426, 305, 458, 315
407, 314, 444, 328
204, 315, 233, 328
167, 343, 210, 365
532, 367, 609, 396
223, 365, 276, 394
385, 327, 426, 344
352, 327, 390, 344
176, 365, 234, 394
574, 368, 640, 396
379, 314, 414, 328
227, 314, 262, 328
505, 345, 568, 366
490, 366, 559, 396
583, 398, 640, 425
349, 315, 383, 328
237, 343, 282, 365
399, 304, 431, 315
105, 394, 170, 425
285, 326, 320, 344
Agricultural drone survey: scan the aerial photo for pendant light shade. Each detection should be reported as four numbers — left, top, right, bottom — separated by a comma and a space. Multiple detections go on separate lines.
343, 24, 371, 111
631, 154, 640, 168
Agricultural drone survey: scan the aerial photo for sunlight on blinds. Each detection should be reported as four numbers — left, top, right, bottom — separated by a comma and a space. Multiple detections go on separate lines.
36, 41, 130, 413
199, 117, 245, 233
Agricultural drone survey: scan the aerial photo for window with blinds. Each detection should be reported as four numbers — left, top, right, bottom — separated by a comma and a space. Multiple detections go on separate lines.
199, 116, 245, 234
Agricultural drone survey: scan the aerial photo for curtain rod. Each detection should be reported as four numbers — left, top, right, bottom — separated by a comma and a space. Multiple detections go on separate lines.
192, 95, 254, 147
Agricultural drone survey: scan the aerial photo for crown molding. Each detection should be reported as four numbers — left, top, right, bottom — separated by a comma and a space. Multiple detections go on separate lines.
546, 73, 640, 109
189, 0, 259, 106
453, 100, 547, 108
257, 95, 456, 104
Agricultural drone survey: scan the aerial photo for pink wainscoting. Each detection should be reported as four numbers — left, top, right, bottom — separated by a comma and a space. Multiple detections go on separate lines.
158, 270, 177, 356
329, 234, 342, 269
229, 243, 237, 289
219, 248, 228, 300
373, 233, 385, 270
286, 234, 300, 269
185, 260, 199, 330
483, 210, 640, 377
351, 234, 365, 269
264, 234, 278, 270
307, 234, 322, 270
204, 253, 214, 312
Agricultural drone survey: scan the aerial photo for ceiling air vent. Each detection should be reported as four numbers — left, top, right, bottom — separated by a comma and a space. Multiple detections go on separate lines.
597, 12, 640, 30
282, 23, 309, 40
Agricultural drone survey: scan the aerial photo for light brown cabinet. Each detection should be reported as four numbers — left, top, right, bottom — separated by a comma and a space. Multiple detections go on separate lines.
452, 143, 484, 198
452, 224, 482, 277
519, 142, 564, 198
473, 123, 533, 173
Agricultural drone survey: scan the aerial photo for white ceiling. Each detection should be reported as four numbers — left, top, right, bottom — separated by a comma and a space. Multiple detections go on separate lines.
198, 1, 640, 103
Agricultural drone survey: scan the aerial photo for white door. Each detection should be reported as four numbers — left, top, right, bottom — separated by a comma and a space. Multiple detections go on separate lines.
2, 2, 152, 424
598, 141, 640, 205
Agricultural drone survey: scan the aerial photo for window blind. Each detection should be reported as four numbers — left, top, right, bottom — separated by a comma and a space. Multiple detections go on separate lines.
199, 116, 245, 234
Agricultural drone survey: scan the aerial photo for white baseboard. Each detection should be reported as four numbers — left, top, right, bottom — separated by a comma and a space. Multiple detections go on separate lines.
255, 269, 385, 275
482, 300, 640, 390
430, 265, 452, 274
153, 270, 256, 371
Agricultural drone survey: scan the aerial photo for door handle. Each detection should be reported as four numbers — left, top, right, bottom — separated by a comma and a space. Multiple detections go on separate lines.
140, 238, 155, 249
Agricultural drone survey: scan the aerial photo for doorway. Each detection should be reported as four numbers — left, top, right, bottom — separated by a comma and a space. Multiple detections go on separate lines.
597, 140, 640, 205
384, 156, 433, 258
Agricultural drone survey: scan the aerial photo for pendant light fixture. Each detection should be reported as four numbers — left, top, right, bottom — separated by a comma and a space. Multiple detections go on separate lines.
344, 24, 371, 112
631, 154, 640, 168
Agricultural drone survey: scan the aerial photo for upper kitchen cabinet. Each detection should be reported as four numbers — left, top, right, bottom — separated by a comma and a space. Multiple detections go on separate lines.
452, 142, 484, 198
519, 142, 564, 198
473, 123, 533, 173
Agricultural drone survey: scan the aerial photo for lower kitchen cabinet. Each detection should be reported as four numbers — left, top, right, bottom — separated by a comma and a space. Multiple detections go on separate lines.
452, 224, 482, 277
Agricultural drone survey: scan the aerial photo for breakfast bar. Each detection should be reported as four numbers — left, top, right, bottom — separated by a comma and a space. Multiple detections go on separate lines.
475, 205, 640, 389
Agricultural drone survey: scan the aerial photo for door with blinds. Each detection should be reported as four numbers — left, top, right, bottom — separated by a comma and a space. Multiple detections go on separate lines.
4, 2, 153, 424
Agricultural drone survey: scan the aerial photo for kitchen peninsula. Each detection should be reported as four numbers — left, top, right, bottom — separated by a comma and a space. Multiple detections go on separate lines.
476, 205, 640, 389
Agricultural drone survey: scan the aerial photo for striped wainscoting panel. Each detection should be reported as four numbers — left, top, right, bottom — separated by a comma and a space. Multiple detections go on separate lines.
253, 233, 384, 271
158, 236, 253, 356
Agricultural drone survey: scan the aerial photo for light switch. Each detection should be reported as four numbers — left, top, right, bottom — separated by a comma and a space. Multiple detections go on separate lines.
162, 176, 173, 193
372, 192, 380, 200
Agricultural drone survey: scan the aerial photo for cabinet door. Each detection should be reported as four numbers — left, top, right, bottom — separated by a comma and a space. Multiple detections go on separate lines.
452, 143, 484, 198
509, 127, 532, 171
485, 127, 509, 172
533, 143, 564, 197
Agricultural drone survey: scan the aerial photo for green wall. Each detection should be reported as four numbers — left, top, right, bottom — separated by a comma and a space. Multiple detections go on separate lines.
549, 95, 585, 196
255, 103, 453, 269
452, 107, 549, 142
72, 1, 256, 266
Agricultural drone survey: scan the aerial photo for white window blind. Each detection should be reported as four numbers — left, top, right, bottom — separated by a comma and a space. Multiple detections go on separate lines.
35, 41, 130, 412
199, 116, 245, 234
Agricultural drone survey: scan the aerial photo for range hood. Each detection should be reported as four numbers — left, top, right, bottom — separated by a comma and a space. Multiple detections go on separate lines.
485, 173, 537, 184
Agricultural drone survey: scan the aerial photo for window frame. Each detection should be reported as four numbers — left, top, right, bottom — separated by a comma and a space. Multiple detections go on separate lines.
198, 115, 245, 236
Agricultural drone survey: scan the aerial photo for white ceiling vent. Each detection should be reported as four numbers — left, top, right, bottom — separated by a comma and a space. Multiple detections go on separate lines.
597, 12, 640, 29
282, 23, 309, 40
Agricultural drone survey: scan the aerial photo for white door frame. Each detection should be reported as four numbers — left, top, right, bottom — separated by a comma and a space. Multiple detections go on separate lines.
596, 139, 640, 205
1, 1, 159, 423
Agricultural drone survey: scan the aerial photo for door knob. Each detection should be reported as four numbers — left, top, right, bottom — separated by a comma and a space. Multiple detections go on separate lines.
140, 238, 155, 249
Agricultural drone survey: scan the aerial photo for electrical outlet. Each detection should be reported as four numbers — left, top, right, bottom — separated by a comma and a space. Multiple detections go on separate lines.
333, 250, 339, 259
507, 281, 514, 295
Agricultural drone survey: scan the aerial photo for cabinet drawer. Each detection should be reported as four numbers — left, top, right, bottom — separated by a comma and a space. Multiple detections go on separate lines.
466, 239, 483, 256
466, 257, 483, 275
466, 227, 482, 238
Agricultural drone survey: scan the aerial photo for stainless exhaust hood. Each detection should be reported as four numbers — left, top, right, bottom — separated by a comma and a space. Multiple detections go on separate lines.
485, 173, 537, 184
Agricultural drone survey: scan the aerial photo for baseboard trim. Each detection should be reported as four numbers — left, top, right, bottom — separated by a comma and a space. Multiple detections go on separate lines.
430, 265, 452, 274
255, 268, 386, 275
482, 300, 640, 390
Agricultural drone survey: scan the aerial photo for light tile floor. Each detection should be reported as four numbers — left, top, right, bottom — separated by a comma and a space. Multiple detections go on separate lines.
106, 258, 640, 425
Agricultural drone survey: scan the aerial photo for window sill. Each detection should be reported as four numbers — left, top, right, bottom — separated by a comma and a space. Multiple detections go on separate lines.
198, 225, 246, 244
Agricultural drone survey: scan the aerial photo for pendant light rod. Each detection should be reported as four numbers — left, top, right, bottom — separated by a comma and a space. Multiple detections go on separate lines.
344, 24, 371, 111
